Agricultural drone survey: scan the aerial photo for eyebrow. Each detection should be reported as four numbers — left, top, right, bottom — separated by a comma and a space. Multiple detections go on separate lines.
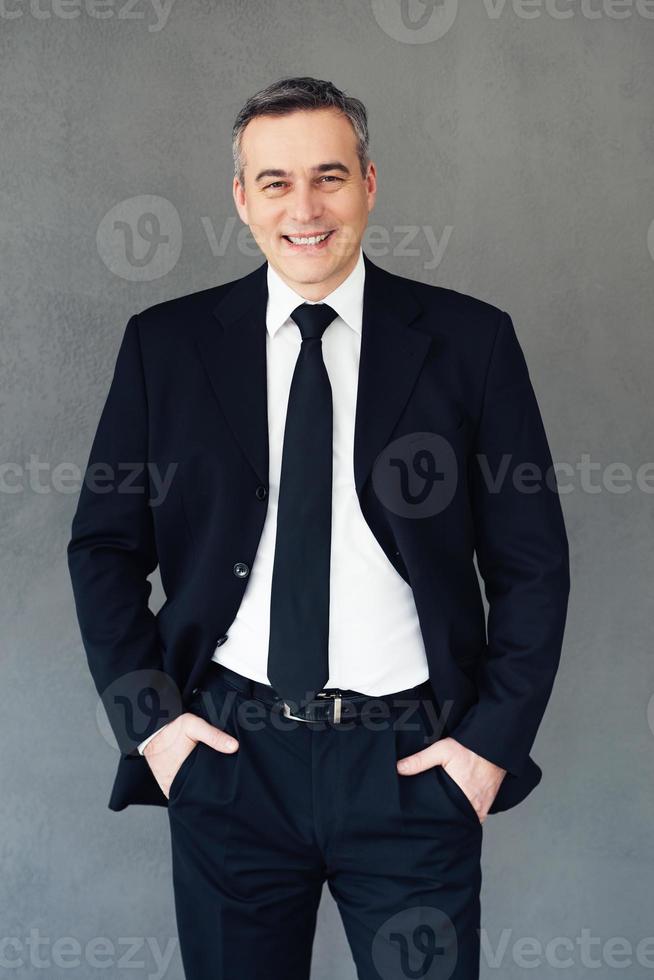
254, 161, 351, 184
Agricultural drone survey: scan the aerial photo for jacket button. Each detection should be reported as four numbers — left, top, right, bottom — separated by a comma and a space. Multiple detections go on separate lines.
192, 687, 200, 695
215, 634, 228, 646
255, 485, 268, 500
233, 562, 249, 578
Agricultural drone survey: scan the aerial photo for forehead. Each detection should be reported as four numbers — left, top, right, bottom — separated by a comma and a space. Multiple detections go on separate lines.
241, 108, 358, 166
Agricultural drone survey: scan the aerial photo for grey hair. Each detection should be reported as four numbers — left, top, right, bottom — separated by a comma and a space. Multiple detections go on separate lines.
231, 76, 370, 185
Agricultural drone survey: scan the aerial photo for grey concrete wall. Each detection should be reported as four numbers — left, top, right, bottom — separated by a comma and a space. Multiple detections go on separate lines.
1, 2, 653, 977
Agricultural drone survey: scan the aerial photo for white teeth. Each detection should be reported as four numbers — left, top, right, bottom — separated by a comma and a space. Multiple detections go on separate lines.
287, 232, 331, 245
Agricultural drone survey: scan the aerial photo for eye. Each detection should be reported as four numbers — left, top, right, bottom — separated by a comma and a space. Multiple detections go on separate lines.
263, 176, 343, 191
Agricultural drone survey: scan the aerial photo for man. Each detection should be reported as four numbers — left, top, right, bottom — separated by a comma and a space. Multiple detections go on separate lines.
68, 76, 570, 980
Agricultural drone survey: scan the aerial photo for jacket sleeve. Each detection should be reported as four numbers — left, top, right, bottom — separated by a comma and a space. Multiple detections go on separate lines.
449, 311, 571, 777
67, 315, 183, 755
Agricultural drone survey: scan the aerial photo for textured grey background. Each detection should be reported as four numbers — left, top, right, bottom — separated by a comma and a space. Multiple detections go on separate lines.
2, 1, 653, 977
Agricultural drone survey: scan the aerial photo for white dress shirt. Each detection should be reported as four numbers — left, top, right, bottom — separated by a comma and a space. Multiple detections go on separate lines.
138, 246, 429, 753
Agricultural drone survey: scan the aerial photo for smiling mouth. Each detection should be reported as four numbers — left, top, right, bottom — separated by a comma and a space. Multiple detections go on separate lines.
282, 229, 335, 247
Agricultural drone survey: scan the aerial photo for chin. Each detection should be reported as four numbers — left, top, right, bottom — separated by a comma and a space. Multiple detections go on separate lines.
276, 254, 334, 276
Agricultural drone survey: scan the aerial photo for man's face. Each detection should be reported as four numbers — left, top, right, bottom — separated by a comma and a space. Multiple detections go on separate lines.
233, 108, 376, 298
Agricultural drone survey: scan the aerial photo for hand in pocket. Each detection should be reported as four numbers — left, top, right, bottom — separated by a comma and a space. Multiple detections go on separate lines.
144, 710, 239, 799
397, 735, 506, 824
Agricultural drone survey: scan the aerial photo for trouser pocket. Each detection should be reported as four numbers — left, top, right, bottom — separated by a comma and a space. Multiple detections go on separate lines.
168, 673, 242, 810
168, 740, 202, 802
435, 764, 480, 825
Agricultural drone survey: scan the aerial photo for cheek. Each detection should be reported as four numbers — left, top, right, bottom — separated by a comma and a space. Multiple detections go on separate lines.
247, 220, 277, 249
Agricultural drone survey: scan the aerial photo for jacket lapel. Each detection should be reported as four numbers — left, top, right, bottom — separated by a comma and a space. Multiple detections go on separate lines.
196, 251, 432, 500
196, 261, 270, 487
354, 252, 432, 496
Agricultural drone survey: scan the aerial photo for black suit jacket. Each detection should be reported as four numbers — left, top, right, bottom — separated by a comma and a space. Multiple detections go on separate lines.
67, 252, 570, 813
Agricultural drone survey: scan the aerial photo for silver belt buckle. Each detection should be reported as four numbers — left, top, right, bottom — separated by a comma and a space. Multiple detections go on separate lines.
282, 702, 311, 722
317, 691, 343, 724
282, 692, 343, 723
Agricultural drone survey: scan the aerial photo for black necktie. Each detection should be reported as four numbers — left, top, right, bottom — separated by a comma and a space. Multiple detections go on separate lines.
267, 302, 339, 711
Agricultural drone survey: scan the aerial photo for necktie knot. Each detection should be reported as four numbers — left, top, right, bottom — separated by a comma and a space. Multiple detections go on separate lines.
290, 303, 338, 342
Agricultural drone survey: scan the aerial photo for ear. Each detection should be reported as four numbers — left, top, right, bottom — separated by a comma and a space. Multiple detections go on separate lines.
232, 176, 248, 224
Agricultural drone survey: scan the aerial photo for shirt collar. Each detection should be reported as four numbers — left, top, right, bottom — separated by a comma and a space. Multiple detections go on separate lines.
266, 246, 364, 337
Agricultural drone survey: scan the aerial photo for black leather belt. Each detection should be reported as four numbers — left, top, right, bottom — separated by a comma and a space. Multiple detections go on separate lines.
208, 661, 433, 725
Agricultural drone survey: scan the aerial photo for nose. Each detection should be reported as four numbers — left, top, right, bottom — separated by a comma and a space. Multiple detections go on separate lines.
286, 180, 324, 227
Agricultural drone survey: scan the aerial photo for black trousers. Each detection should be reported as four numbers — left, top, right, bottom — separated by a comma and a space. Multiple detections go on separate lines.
167, 661, 483, 980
